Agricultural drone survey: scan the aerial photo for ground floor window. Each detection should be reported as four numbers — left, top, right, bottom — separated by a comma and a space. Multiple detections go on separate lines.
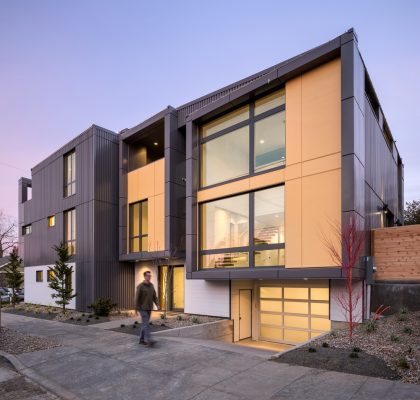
158, 265, 184, 311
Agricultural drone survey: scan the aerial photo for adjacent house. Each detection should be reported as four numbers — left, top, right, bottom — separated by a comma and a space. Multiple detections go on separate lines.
19, 29, 404, 345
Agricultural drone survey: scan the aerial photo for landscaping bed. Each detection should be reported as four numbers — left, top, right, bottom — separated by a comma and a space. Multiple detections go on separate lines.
2, 303, 131, 325
273, 310, 420, 384
0, 327, 61, 355
110, 314, 221, 336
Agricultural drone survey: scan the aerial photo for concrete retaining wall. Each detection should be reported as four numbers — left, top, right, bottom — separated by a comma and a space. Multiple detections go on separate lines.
154, 319, 233, 342
371, 282, 420, 313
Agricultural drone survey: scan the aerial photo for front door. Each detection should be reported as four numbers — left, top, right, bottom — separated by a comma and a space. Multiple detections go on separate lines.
239, 289, 252, 340
158, 265, 185, 311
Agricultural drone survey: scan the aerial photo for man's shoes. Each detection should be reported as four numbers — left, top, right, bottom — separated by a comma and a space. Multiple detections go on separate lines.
145, 340, 156, 347
139, 339, 147, 345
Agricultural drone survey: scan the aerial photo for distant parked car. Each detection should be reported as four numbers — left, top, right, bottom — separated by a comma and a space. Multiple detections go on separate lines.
0, 288, 10, 303
16, 288, 24, 301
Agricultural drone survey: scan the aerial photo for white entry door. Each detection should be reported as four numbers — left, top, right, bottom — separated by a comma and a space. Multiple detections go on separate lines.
239, 289, 252, 340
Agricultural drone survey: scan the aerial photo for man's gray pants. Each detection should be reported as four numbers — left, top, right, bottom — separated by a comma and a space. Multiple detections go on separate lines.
140, 310, 152, 343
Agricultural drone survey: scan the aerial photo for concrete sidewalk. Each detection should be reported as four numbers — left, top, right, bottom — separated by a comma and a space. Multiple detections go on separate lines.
2, 313, 419, 400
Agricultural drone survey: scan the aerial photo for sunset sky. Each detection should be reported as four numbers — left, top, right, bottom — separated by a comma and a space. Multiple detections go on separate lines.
1, 0, 419, 221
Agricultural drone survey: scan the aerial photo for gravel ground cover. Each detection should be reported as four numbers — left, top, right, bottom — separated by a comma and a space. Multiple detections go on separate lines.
111, 314, 222, 335
275, 310, 419, 384
0, 327, 61, 355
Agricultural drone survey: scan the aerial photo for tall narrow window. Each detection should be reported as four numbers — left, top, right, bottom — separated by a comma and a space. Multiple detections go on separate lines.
22, 224, 32, 235
64, 208, 76, 255
129, 200, 148, 252
64, 150, 76, 197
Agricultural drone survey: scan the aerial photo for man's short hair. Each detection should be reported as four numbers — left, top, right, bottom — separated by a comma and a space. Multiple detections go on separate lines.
143, 271, 151, 277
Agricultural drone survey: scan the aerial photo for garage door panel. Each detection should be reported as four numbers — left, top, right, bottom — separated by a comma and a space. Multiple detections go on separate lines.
261, 300, 282, 312
260, 313, 282, 325
284, 315, 309, 329
260, 326, 283, 340
311, 302, 329, 316
311, 317, 331, 331
284, 329, 309, 342
284, 301, 309, 314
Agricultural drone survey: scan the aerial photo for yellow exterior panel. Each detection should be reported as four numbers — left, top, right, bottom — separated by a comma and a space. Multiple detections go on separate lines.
301, 58, 341, 162
285, 163, 302, 181
154, 193, 165, 251
249, 169, 285, 191
127, 169, 140, 203
285, 179, 302, 267
285, 76, 302, 166
154, 158, 165, 195
147, 196, 156, 251
137, 162, 155, 200
301, 169, 341, 267
198, 178, 250, 203
301, 152, 341, 177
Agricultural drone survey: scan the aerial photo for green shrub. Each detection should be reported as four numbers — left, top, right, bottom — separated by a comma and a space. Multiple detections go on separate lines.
88, 298, 117, 317
120, 324, 125, 328
95, 316, 99, 320
160, 313, 166, 320
86, 319, 90, 323
349, 352, 359, 359
308, 347, 316, 353
403, 327, 413, 335
191, 316, 200, 324
400, 307, 408, 314
364, 320, 376, 333
390, 334, 400, 342
322, 342, 329, 348
352, 347, 361, 353
176, 314, 183, 321
397, 358, 410, 369
398, 314, 407, 322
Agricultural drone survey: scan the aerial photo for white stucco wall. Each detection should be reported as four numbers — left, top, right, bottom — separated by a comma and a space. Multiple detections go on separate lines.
24, 264, 76, 309
330, 279, 364, 323
184, 279, 230, 318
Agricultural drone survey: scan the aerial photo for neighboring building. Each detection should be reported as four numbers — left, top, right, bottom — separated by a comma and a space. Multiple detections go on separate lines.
19, 29, 404, 345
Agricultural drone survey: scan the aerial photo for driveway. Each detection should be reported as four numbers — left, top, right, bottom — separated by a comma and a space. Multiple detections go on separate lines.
2, 313, 419, 400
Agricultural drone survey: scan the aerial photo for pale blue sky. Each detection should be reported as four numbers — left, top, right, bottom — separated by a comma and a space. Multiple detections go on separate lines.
1, 1, 419, 220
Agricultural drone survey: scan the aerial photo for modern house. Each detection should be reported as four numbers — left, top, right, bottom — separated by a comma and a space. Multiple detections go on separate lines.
19, 29, 404, 345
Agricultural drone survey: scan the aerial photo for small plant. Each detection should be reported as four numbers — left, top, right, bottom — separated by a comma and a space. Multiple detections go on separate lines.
70, 317, 74, 320
132, 324, 136, 329
352, 347, 361, 352
95, 316, 99, 320
88, 298, 117, 317
322, 342, 329, 348
191, 316, 200, 324
390, 334, 400, 342
82, 313, 85, 317
397, 358, 410, 369
134, 321, 138, 325
77, 318, 81, 321
365, 319, 376, 333
308, 347, 317, 353
349, 352, 359, 358
398, 314, 407, 322
366, 304, 391, 333
403, 327, 413, 335
330, 330, 338, 338
160, 313, 166, 320
400, 307, 408, 314
120, 324, 125, 328
86, 319, 90, 323
88, 314, 93, 318
176, 314, 183, 321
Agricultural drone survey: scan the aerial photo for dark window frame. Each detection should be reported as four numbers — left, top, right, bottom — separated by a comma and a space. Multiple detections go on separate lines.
199, 96, 286, 190
63, 149, 76, 198
36, 270, 43, 282
64, 208, 76, 256
129, 200, 148, 253
22, 224, 32, 235
199, 184, 285, 270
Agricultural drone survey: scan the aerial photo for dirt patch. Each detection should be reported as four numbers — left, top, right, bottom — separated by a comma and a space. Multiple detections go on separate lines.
275, 346, 399, 380
0, 327, 61, 355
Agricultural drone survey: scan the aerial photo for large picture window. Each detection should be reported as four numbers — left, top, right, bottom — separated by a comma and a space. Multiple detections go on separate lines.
200, 185, 285, 269
129, 200, 148, 252
200, 90, 285, 188
64, 208, 76, 256
64, 150, 76, 197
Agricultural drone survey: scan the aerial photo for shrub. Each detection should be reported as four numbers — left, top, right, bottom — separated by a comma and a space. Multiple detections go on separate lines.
95, 316, 99, 320
70, 317, 74, 320
390, 334, 400, 342
132, 324, 136, 329
403, 327, 413, 335
330, 330, 338, 338
397, 358, 410, 369
349, 352, 359, 358
398, 314, 407, 322
134, 321, 138, 325
191, 316, 200, 324
86, 319, 90, 323
120, 324, 125, 328
352, 347, 361, 352
88, 298, 117, 317
400, 307, 408, 314
176, 314, 183, 321
82, 313, 85, 317
364, 320, 376, 333
77, 318, 81, 321
308, 347, 316, 353
322, 342, 329, 348
160, 313, 166, 320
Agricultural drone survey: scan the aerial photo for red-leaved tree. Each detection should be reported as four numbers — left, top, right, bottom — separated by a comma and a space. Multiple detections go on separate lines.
322, 215, 365, 342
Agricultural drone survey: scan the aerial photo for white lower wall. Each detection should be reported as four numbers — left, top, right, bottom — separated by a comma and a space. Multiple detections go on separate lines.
24, 264, 76, 309
330, 280, 364, 323
184, 279, 230, 317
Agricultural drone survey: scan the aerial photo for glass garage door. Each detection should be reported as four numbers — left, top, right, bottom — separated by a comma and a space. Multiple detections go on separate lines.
259, 285, 331, 344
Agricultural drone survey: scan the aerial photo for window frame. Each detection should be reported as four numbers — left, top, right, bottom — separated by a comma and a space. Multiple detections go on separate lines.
47, 215, 55, 228
64, 208, 76, 256
22, 224, 32, 235
128, 200, 149, 253
199, 184, 285, 269
36, 270, 43, 282
199, 91, 286, 190
63, 149, 76, 198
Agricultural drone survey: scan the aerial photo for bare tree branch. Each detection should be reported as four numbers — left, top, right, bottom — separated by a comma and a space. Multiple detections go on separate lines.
0, 210, 17, 257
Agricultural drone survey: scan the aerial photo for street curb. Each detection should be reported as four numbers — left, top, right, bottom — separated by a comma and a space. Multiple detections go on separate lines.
0, 349, 81, 400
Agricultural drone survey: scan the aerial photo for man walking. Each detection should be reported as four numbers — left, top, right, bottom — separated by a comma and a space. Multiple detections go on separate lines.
135, 270, 159, 346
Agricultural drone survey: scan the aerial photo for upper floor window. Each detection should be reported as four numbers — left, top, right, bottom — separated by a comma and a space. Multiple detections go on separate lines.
200, 185, 285, 269
64, 150, 76, 197
36, 270, 43, 282
64, 208, 76, 256
200, 90, 285, 188
129, 200, 148, 252
22, 224, 32, 235
48, 215, 55, 227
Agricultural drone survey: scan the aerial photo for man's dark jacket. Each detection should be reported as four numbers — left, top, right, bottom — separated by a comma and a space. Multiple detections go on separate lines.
135, 281, 159, 311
